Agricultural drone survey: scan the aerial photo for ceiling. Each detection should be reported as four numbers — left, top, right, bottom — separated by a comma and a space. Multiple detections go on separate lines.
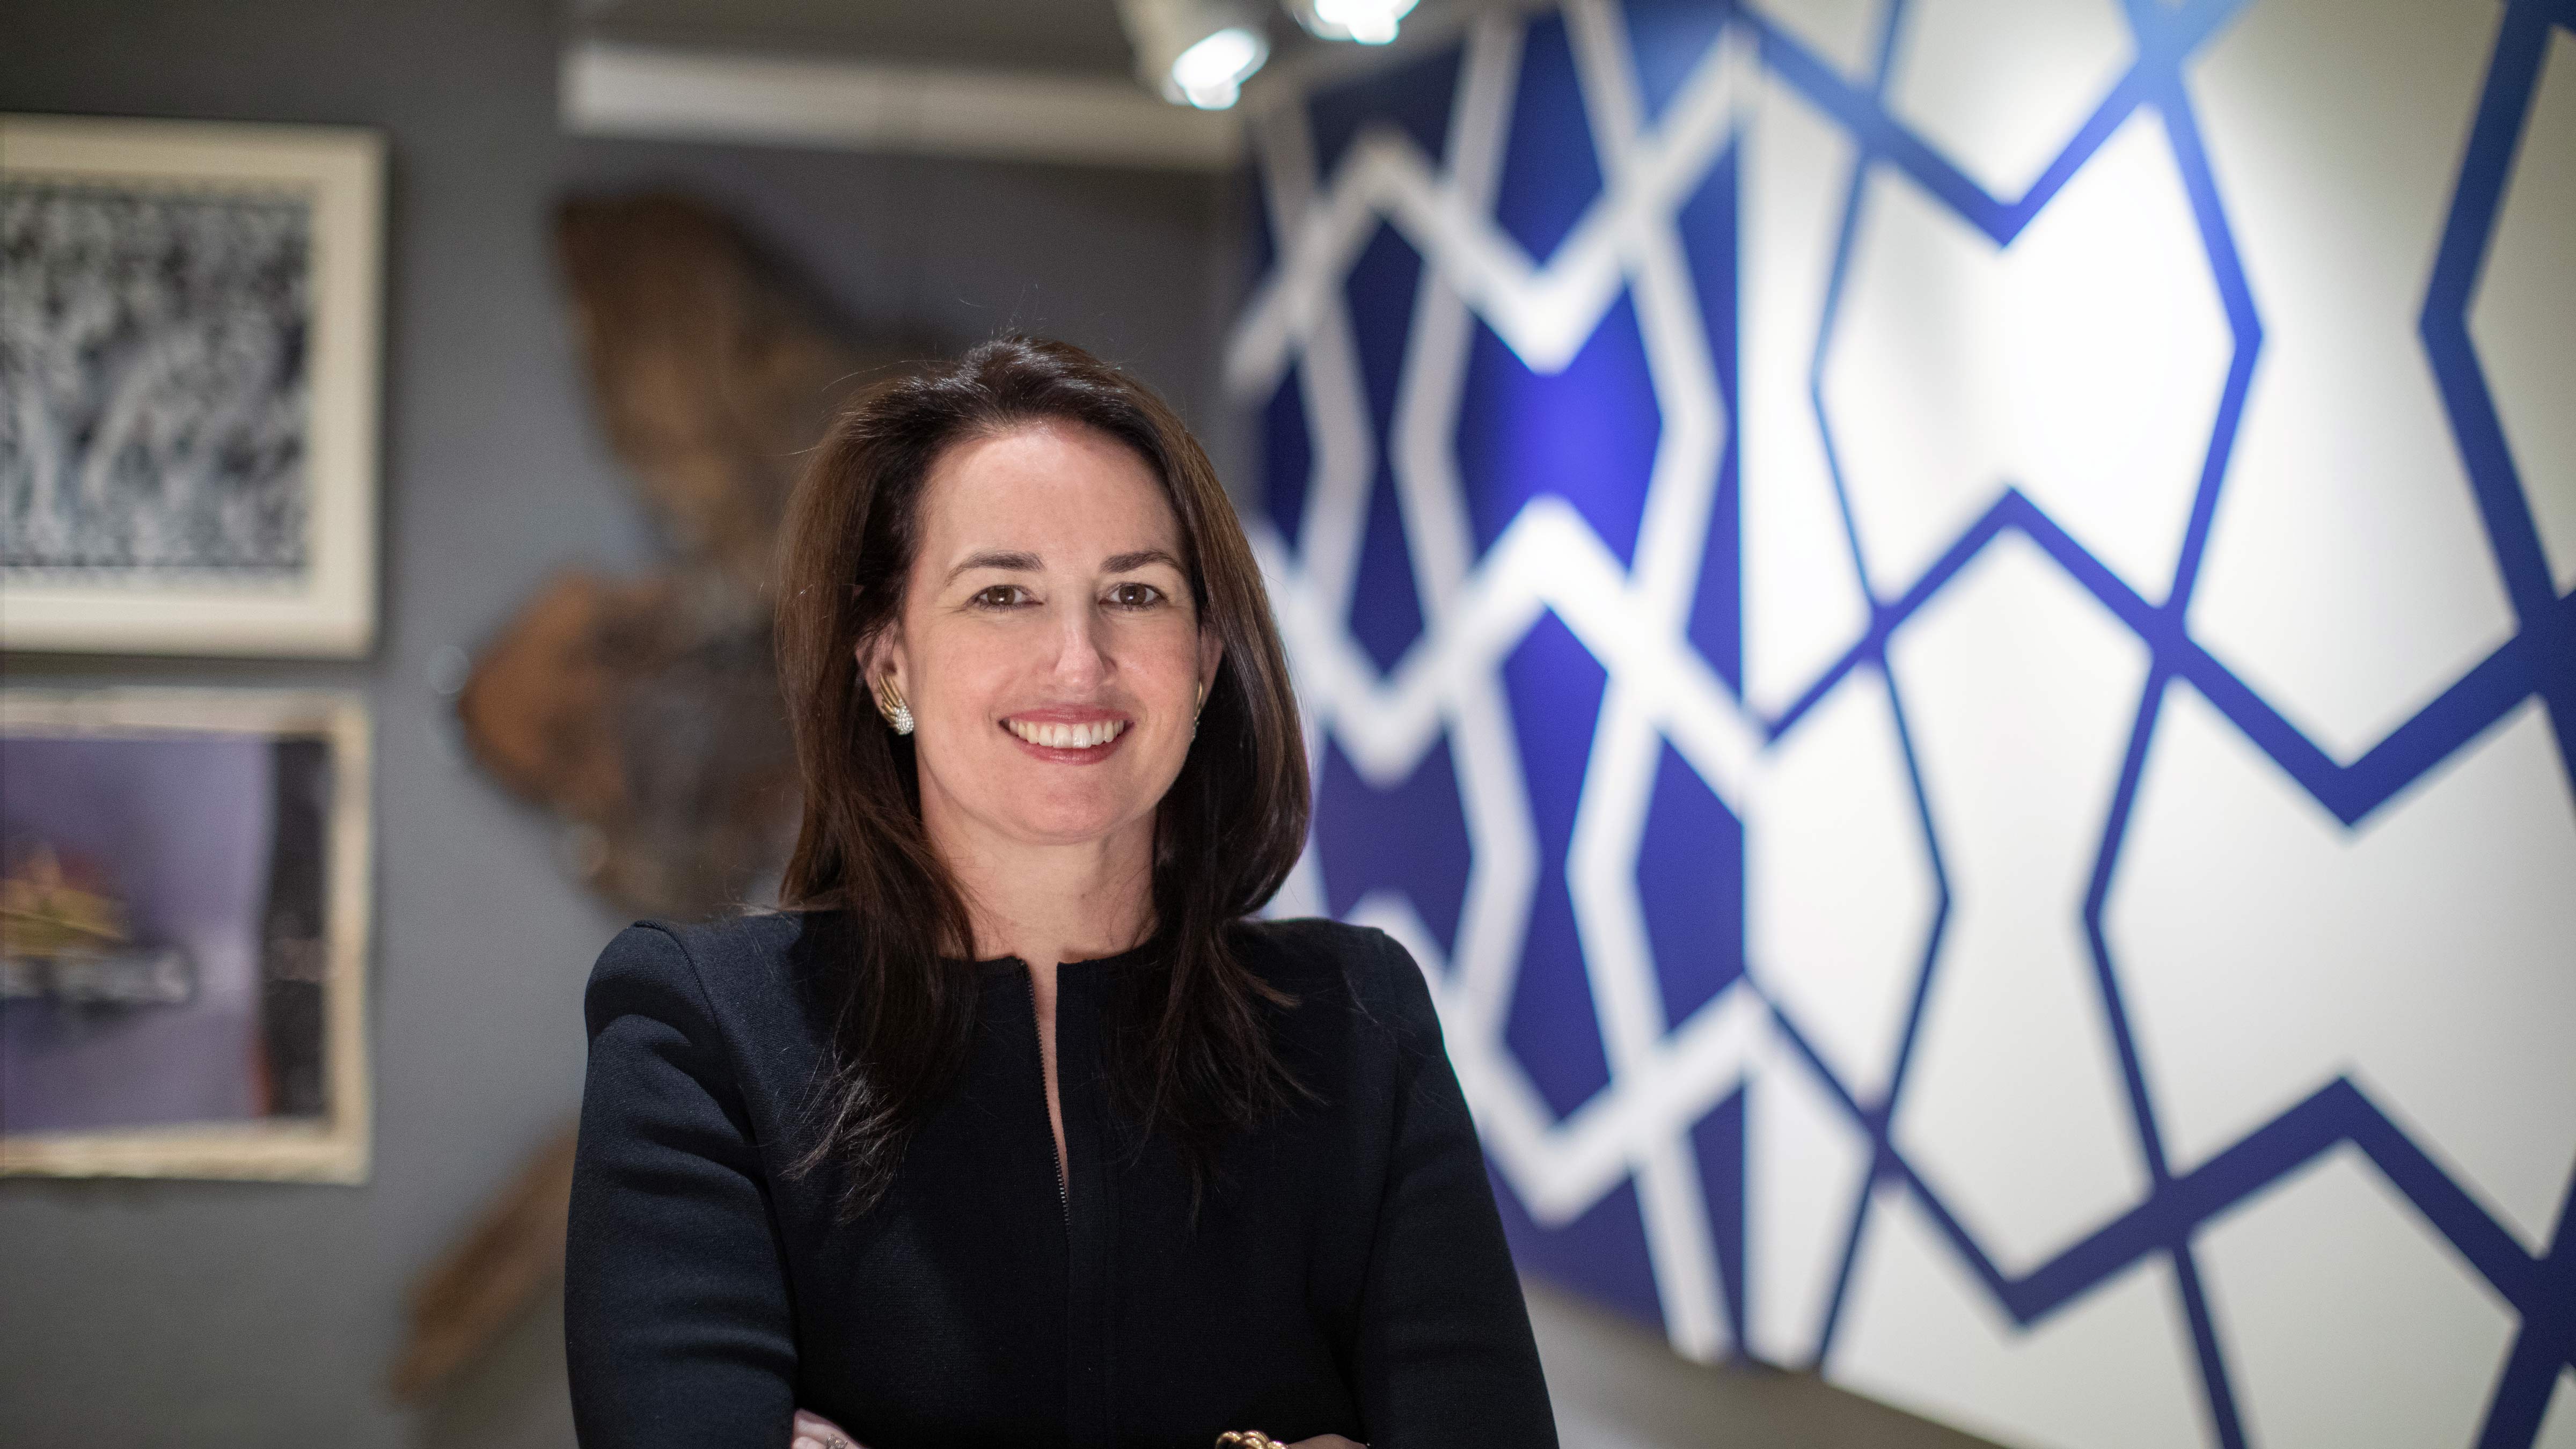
570, 0, 1510, 89
574, 0, 1141, 78
561, 0, 1516, 166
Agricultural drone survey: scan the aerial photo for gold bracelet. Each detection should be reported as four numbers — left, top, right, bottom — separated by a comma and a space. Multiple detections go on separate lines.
1214, 1433, 1282, 1449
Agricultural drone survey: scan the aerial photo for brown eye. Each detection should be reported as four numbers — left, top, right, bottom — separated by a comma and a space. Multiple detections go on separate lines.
972, 584, 1029, 609
1107, 582, 1163, 609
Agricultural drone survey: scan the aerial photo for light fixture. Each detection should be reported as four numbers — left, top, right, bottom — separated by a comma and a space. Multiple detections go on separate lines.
1168, 25, 1267, 108
1289, 0, 1419, 46
1117, 0, 1271, 110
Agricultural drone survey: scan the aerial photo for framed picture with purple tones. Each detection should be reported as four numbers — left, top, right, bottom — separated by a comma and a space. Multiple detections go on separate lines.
0, 114, 383, 657
0, 690, 371, 1181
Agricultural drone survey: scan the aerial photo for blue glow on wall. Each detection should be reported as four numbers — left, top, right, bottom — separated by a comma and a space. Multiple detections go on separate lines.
1234, 1, 2576, 1445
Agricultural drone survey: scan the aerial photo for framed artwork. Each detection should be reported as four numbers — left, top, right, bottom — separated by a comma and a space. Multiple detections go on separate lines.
0, 690, 372, 1181
0, 114, 384, 656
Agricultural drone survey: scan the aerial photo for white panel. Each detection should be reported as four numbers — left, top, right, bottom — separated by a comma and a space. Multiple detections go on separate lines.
2470, 26, 2576, 597
2185, 0, 2518, 762
1885, 0, 2133, 199
1746, 668, 1934, 1105
1822, 165, 2004, 591
1747, 0, 1890, 82
1887, 534, 2154, 1274
1823, 115, 2227, 601
2197, 1145, 2518, 1449
2107, 685, 2576, 1252
1742, 74, 1873, 716
1829, 1183, 2213, 1449
2003, 113, 2231, 606
1747, 1030, 1875, 1364
2539, 1368, 2576, 1449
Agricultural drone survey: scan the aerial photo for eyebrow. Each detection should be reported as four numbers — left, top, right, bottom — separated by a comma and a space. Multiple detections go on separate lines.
1103, 548, 1183, 574
943, 547, 1182, 583
944, 550, 1042, 583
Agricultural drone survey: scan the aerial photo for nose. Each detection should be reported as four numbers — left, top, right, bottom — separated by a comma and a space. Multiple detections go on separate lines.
1047, 596, 1110, 687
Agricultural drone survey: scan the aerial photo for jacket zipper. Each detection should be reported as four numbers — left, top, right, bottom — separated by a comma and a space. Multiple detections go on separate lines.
1026, 969, 1069, 1226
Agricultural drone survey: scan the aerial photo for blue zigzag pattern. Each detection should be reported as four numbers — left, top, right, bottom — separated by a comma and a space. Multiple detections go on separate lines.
1254, 1, 2576, 1443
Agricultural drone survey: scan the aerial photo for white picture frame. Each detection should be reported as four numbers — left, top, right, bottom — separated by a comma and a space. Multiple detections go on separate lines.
1, 115, 384, 657
0, 689, 374, 1182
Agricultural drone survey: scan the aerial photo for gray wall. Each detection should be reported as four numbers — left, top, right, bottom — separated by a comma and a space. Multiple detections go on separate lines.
0, 2, 1235, 1441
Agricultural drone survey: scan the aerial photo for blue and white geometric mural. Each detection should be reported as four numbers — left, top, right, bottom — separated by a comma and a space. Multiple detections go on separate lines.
1232, 1, 2576, 1445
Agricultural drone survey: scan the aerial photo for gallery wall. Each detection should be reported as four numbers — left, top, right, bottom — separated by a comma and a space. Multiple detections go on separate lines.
0, 1, 1238, 1441
1237, 1, 2576, 1446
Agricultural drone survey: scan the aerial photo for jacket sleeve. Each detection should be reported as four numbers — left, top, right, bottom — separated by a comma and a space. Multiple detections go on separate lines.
565, 923, 798, 1447
1350, 930, 1561, 1446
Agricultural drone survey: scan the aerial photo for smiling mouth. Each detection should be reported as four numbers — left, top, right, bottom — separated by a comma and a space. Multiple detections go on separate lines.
1004, 718, 1130, 750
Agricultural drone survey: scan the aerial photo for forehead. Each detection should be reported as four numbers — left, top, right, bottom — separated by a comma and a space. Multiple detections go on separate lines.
915, 421, 1180, 567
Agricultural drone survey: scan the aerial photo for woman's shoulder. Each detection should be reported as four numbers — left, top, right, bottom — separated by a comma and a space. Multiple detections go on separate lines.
632, 908, 823, 964
1229, 915, 1444, 1049
585, 909, 839, 1037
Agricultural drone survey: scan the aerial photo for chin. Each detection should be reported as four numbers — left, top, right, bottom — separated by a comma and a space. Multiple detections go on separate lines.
992, 784, 1148, 846
1002, 810, 1141, 847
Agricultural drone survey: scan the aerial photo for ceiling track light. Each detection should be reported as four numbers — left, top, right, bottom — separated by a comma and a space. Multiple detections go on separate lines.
1116, 0, 1270, 110
1287, 0, 1420, 46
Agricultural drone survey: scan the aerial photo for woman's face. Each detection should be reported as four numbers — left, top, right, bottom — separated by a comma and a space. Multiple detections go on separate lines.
873, 420, 1219, 857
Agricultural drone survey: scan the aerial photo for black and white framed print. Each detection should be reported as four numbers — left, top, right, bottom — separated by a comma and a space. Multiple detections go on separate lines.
1, 115, 383, 657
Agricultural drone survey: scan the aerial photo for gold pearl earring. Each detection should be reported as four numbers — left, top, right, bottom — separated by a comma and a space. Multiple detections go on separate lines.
875, 675, 914, 735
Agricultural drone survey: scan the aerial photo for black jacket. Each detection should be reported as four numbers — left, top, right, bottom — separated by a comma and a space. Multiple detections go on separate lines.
564, 910, 1558, 1447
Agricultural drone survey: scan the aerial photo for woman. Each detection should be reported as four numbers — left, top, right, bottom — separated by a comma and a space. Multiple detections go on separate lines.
565, 337, 1557, 1447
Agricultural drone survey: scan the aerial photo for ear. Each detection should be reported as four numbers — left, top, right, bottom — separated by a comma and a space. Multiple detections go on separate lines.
1196, 625, 1224, 698
857, 624, 906, 694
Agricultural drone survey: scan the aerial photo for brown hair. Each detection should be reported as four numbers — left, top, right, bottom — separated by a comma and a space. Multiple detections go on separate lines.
774, 335, 1311, 1216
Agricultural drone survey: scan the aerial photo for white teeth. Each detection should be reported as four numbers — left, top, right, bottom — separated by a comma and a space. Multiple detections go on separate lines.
1008, 718, 1126, 749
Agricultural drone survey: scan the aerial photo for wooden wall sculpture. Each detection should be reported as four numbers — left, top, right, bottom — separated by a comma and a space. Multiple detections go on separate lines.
402, 197, 917, 1406
456, 195, 914, 919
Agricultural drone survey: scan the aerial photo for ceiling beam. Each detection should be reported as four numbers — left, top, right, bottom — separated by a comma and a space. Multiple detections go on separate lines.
560, 40, 1243, 170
